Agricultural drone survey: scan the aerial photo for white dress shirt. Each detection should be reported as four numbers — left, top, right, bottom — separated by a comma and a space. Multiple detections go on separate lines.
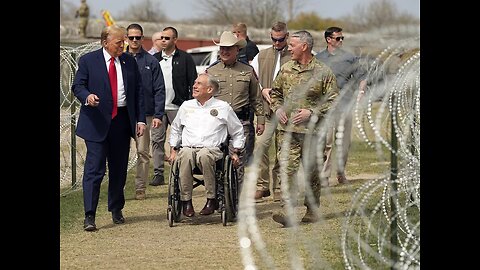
103, 49, 126, 107
159, 50, 179, 110
169, 97, 245, 149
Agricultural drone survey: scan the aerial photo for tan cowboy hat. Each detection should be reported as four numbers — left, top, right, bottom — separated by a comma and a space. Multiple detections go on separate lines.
213, 31, 247, 48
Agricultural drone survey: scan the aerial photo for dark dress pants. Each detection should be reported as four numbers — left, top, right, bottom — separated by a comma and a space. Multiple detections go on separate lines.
82, 107, 132, 216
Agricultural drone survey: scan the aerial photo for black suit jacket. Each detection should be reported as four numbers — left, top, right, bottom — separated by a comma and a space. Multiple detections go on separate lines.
153, 48, 197, 106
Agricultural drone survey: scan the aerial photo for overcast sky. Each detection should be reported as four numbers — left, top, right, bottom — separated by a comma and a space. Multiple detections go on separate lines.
66, 0, 419, 21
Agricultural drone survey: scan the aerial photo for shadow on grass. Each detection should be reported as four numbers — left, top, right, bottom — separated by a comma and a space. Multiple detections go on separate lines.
97, 213, 168, 230
177, 214, 225, 226
124, 189, 169, 201
322, 210, 348, 220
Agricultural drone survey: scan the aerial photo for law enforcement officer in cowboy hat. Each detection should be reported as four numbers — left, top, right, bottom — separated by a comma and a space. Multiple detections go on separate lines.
206, 31, 265, 194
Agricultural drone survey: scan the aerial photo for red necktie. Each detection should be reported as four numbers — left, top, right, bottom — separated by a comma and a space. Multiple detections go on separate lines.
109, 57, 118, 119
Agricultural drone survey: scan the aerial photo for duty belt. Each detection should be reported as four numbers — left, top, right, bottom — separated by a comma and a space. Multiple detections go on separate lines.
235, 106, 250, 121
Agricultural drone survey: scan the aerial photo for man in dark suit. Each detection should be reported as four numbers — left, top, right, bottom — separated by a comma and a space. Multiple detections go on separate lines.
72, 24, 146, 231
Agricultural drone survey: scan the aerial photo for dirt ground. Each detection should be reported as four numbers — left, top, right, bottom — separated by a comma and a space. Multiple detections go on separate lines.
60, 172, 379, 270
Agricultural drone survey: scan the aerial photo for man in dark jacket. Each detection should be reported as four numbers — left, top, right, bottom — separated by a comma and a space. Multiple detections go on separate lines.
233, 22, 259, 64
151, 26, 197, 186
126, 23, 166, 199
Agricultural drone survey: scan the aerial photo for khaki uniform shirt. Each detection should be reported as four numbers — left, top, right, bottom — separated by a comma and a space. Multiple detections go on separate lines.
270, 57, 339, 134
206, 61, 265, 124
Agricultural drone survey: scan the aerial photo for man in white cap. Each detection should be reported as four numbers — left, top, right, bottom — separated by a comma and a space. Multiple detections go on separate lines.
206, 31, 265, 196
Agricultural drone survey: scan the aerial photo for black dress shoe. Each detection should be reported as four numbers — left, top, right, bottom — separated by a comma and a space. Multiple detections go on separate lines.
182, 199, 195, 217
149, 174, 165, 186
199, 198, 218, 215
84, 215, 96, 231
112, 210, 125, 224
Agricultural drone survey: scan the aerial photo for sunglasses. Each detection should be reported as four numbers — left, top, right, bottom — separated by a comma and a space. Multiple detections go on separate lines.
127, 36, 143, 41
330, 36, 345, 41
160, 36, 172, 40
271, 36, 287, 43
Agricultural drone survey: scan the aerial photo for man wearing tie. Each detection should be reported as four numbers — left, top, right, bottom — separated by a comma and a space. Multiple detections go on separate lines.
72, 24, 146, 231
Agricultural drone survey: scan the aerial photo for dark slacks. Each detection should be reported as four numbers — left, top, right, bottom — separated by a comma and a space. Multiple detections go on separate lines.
82, 107, 132, 216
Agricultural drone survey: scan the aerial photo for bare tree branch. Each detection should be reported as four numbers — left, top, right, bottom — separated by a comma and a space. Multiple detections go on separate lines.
198, 0, 287, 28
342, 0, 418, 32
60, 0, 78, 22
118, 0, 167, 22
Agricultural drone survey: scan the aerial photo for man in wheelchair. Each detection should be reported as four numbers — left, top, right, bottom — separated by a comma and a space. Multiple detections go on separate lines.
167, 73, 245, 217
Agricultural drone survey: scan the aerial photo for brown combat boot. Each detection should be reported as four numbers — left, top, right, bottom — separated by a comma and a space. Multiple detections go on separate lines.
254, 190, 271, 202
135, 190, 146, 200
337, 174, 349, 185
301, 206, 320, 223
272, 208, 295, 227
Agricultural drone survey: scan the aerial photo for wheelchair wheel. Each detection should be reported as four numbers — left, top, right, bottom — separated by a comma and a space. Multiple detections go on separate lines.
223, 156, 238, 225
167, 161, 182, 227
221, 209, 227, 226
167, 208, 174, 227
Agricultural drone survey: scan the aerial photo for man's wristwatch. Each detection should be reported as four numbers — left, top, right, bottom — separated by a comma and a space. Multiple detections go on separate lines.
233, 148, 241, 155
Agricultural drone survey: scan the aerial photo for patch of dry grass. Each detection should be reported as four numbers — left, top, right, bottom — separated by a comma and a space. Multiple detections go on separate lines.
60, 102, 394, 269
60, 169, 384, 269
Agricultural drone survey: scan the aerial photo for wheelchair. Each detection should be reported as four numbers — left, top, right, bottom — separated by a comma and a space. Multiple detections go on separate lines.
167, 143, 239, 227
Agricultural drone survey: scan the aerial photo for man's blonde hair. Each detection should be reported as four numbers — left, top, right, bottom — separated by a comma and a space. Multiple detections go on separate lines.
100, 24, 126, 43
232, 22, 247, 34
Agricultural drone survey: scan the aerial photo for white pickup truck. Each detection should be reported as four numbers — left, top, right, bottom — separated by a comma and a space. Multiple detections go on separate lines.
187, 44, 271, 74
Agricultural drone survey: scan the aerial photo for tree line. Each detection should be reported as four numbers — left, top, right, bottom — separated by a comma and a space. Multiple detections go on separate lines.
60, 0, 418, 33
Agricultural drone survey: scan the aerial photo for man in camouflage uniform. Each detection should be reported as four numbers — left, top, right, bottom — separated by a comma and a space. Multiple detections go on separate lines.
270, 30, 339, 226
206, 31, 265, 192
75, 0, 89, 38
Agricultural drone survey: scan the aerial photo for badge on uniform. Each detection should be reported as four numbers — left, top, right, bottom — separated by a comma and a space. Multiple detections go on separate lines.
210, 109, 218, 116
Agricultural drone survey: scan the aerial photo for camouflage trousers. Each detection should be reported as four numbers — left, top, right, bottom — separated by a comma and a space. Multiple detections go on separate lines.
276, 130, 323, 208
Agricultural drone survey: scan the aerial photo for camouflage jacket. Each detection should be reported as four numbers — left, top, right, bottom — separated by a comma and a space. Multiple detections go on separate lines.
270, 57, 339, 134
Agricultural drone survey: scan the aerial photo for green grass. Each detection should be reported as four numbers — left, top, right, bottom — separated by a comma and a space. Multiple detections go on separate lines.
246, 176, 417, 270
60, 102, 419, 269
60, 164, 172, 233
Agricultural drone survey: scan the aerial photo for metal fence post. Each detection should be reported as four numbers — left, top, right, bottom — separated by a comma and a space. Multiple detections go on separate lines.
70, 51, 77, 188
390, 97, 399, 269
